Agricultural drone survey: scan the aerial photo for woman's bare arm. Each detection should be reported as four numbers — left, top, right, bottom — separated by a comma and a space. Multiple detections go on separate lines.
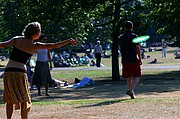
0, 38, 15, 48
34, 38, 76, 50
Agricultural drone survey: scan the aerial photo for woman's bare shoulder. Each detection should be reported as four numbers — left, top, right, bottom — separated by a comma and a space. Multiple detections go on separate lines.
13, 36, 25, 39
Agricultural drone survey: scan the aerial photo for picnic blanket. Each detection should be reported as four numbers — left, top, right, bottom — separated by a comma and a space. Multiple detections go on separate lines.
66, 77, 94, 88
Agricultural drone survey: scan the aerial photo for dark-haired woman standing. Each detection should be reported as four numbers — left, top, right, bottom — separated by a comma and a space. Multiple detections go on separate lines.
0, 22, 76, 119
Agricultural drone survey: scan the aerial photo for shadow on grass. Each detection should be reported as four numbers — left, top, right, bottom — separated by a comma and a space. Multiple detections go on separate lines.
139, 70, 180, 93
0, 70, 180, 104
75, 98, 129, 108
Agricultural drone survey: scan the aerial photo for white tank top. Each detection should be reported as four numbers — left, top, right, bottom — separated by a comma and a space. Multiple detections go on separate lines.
36, 49, 49, 62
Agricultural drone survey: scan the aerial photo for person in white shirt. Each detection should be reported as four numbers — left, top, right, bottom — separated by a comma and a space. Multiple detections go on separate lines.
32, 34, 52, 96
94, 40, 103, 67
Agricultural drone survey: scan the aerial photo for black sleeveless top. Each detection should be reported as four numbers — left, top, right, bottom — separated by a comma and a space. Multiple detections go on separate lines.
9, 46, 33, 64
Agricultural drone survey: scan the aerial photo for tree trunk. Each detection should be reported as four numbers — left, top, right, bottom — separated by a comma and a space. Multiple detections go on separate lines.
111, 1, 121, 81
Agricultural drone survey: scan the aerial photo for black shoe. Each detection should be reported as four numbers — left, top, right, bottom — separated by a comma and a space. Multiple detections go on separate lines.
38, 93, 42, 96
64, 81, 68, 86
126, 90, 135, 99
45, 93, 50, 96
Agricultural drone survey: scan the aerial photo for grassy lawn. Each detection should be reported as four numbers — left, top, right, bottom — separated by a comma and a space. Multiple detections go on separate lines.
0, 47, 180, 119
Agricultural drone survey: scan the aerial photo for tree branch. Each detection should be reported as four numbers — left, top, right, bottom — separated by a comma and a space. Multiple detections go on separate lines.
121, 0, 132, 6
93, 20, 114, 27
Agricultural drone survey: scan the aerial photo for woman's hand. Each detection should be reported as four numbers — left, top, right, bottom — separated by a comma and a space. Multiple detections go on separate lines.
68, 38, 76, 45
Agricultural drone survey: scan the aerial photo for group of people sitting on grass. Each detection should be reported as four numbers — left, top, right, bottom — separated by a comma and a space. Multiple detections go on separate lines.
52, 52, 98, 67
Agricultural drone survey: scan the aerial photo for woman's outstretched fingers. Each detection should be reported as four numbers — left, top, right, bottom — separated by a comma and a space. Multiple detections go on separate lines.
70, 38, 76, 44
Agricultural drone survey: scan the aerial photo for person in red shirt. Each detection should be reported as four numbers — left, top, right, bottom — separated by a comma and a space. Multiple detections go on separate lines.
119, 21, 142, 99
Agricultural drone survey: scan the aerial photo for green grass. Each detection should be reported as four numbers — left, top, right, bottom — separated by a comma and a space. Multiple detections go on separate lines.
32, 97, 179, 106
142, 47, 180, 65
51, 69, 180, 84
32, 99, 110, 105
51, 70, 112, 83
0, 47, 180, 105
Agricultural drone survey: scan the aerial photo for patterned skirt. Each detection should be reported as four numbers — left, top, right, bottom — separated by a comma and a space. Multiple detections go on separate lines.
3, 72, 31, 111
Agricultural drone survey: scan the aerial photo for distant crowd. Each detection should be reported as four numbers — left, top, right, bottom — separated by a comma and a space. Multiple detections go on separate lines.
51, 50, 110, 68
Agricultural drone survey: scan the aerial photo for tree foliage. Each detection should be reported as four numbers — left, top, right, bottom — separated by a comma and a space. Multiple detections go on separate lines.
145, 0, 180, 38
0, 0, 148, 80
0, 0, 147, 43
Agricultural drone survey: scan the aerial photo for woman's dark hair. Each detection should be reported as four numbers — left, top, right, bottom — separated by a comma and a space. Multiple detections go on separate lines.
22, 22, 41, 39
39, 34, 46, 40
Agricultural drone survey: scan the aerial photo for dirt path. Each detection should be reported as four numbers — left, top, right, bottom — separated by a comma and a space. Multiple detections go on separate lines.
0, 91, 179, 119
0, 78, 179, 119
0, 67, 180, 119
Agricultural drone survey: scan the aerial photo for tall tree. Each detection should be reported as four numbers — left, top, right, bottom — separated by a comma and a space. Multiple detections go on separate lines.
111, 0, 121, 80
85, 0, 144, 80
0, 0, 147, 81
